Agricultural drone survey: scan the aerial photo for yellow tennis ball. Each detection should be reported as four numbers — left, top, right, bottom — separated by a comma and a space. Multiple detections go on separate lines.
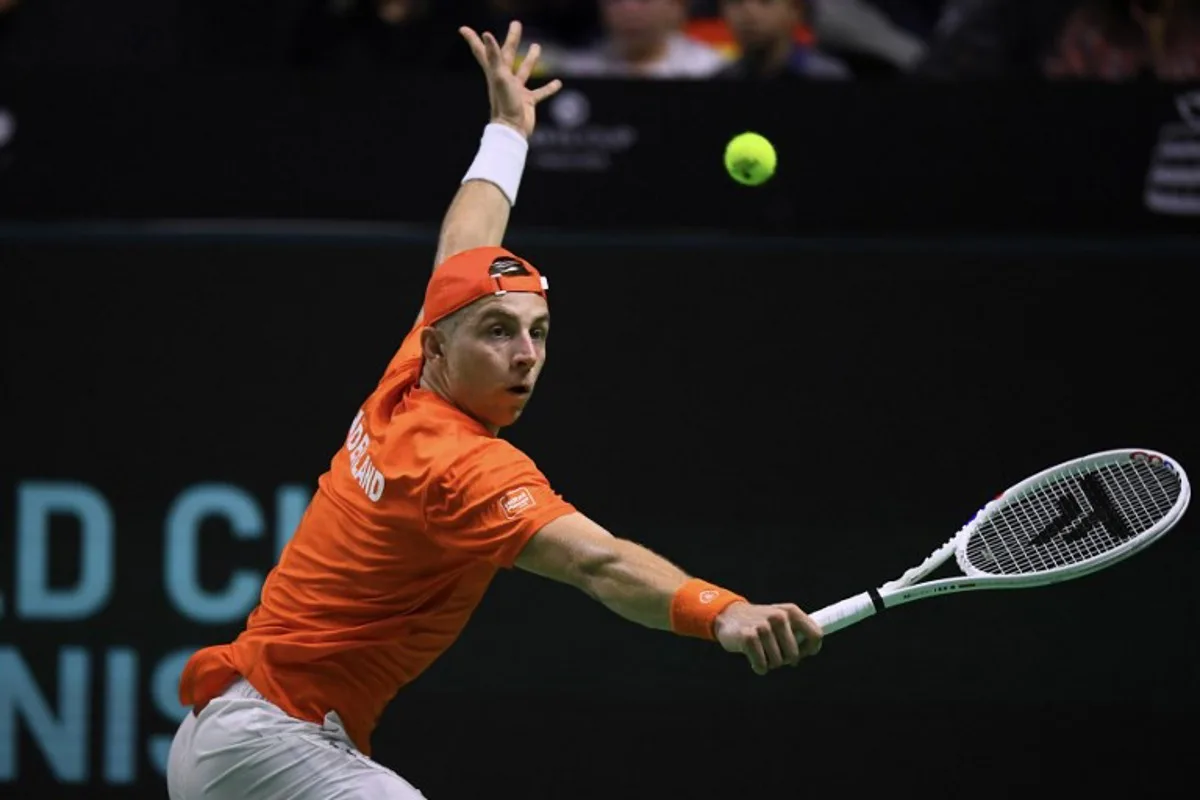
724, 132, 777, 186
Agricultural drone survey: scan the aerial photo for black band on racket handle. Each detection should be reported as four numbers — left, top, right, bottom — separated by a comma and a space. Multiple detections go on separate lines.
810, 589, 888, 636
867, 588, 885, 614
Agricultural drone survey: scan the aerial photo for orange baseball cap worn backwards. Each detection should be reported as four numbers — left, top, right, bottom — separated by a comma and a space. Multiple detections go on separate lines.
423, 246, 549, 327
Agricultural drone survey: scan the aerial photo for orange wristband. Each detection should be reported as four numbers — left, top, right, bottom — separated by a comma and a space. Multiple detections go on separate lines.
669, 578, 746, 641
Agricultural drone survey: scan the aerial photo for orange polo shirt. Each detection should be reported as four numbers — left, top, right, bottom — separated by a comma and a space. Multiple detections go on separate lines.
178, 320, 576, 755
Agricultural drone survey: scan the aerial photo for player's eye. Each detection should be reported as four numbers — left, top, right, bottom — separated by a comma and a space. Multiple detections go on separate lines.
489, 324, 507, 338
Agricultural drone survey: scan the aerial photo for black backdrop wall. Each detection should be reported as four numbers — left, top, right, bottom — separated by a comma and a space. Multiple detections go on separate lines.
2, 233, 1197, 799
1, 76, 1199, 234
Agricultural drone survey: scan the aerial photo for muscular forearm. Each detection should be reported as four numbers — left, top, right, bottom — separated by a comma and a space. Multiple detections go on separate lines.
575, 538, 692, 631
433, 179, 513, 268
518, 514, 746, 640
432, 121, 528, 270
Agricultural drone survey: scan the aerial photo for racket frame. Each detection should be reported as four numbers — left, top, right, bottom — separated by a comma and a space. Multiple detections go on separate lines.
810, 448, 1191, 636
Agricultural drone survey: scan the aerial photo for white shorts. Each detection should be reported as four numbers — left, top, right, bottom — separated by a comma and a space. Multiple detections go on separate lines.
166, 677, 426, 799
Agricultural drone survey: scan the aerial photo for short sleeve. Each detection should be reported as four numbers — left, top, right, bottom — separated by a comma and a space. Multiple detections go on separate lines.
426, 442, 576, 567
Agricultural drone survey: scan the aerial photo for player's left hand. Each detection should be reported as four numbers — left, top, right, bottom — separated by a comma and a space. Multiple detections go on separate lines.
459, 20, 563, 140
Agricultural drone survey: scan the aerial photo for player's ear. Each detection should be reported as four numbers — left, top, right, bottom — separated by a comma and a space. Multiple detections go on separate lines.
420, 327, 446, 361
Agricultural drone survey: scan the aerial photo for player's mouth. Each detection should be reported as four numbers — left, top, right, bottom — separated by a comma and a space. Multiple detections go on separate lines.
507, 384, 531, 396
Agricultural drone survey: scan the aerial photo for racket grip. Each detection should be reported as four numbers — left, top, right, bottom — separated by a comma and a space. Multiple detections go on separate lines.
808, 592, 879, 637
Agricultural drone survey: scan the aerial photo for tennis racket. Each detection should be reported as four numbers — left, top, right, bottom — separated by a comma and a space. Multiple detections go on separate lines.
809, 448, 1191, 636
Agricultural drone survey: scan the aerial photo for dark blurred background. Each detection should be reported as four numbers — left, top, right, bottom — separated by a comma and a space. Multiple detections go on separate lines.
3, 0, 1200, 80
2, 1, 1198, 799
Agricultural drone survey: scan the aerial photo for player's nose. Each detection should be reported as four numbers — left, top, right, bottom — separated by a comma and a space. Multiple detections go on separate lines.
511, 333, 538, 367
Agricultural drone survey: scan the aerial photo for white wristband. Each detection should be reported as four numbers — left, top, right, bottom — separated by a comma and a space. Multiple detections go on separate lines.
461, 123, 529, 207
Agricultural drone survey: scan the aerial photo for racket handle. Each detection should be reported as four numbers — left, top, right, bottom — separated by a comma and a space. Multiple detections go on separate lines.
808, 591, 879, 637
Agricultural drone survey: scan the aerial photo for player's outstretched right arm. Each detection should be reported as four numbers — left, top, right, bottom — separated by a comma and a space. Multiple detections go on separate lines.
514, 512, 824, 675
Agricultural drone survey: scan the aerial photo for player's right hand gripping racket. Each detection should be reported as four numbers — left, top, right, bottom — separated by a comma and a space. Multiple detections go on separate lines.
809, 448, 1191, 637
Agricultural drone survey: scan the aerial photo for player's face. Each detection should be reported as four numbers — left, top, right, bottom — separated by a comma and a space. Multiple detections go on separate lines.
445, 293, 550, 430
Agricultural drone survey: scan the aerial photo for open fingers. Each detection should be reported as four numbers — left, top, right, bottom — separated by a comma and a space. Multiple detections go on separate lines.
458, 27, 488, 71
516, 42, 541, 84
487, 31, 506, 69
481, 30, 504, 70
501, 20, 522, 68
529, 79, 563, 104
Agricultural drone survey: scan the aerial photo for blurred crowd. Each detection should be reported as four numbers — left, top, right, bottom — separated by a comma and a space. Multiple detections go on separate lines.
1, 0, 1198, 80
270, 0, 1200, 81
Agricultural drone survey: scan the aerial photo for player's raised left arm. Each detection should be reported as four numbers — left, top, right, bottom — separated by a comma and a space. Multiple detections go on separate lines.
431, 21, 563, 271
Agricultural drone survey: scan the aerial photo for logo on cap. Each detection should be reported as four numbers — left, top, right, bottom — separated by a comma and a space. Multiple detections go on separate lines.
489, 257, 530, 277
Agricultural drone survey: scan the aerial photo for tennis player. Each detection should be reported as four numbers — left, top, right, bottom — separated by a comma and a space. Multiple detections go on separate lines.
166, 20, 824, 800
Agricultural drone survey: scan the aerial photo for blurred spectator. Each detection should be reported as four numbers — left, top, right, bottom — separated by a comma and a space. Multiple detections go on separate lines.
808, 0, 929, 73
538, 0, 727, 79
716, 0, 852, 79
911, 0, 1084, 77
689, 1, 929, 77
912, 0, 1200, 80
684, 3, 815, 61
1043, 0, 1200, 80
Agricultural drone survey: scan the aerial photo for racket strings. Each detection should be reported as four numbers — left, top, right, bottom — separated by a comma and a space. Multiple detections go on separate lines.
962, 459, 1182, 576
